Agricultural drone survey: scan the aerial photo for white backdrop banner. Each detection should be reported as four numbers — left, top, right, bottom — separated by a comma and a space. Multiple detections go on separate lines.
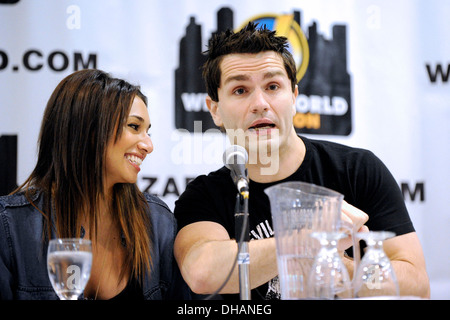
1, 0, 449, 299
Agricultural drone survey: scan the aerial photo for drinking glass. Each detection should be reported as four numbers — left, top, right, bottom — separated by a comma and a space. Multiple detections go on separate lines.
307, 232, 352, 299
47, 238, 93, 300
353, 231, 399, 298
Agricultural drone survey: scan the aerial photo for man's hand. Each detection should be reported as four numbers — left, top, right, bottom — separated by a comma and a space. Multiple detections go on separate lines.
339, 200, 369, 251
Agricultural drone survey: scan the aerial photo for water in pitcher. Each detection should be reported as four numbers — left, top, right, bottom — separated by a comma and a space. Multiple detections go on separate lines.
277, 254, 315, 299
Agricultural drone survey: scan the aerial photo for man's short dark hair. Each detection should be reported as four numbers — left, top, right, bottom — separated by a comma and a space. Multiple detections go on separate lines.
202, 21, 298, 102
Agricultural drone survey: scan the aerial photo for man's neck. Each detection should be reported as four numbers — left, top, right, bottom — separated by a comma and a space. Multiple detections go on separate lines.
247, 133, 305, 183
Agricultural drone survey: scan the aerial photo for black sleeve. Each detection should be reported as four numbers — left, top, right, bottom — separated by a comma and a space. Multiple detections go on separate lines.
348, 149, 414, 236
174, 173, 235, 232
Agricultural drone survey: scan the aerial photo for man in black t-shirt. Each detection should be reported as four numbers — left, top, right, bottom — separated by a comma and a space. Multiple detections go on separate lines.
173, 22, 430, 299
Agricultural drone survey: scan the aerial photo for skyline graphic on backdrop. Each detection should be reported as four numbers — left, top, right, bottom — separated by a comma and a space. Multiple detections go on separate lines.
175, 7, 352, 135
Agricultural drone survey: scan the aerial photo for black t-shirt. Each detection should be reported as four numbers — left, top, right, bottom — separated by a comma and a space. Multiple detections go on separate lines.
174, 135, 414, 300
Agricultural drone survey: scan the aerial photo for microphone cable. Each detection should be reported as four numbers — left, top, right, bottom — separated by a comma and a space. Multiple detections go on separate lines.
203, 195, 250, 300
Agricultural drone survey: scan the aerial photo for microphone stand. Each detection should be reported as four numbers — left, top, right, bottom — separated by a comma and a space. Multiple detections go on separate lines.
234, 188, 251, 300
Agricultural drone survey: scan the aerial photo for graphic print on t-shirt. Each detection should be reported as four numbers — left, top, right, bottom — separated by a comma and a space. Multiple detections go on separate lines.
249, 219, 274, 240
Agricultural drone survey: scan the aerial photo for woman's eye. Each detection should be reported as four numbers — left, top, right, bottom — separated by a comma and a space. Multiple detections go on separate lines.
128, 123, 139, 131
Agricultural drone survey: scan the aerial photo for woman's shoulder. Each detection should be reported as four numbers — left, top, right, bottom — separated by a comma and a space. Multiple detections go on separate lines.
0, 189, 41, 212
143, 192, 170, 210
142, 192, 175, 225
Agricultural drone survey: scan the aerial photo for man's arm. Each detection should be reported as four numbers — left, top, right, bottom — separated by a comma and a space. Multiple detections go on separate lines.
174, 221, 277, 294
343, 232, 430, 298
384, 232, 430, 298
340, 201, 430, 298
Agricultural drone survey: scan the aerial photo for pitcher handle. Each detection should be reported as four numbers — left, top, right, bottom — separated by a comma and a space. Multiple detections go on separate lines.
339, 220, 361, 282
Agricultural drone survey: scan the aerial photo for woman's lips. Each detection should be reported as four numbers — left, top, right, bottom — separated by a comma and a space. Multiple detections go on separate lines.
125, 154, 143, 172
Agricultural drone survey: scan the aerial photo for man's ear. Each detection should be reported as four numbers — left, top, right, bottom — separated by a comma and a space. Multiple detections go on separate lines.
292, 85, 298, 116
206, 95, 223, 127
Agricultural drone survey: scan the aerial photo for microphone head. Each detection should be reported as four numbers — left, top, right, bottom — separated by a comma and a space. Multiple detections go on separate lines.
223, 145, 248, 169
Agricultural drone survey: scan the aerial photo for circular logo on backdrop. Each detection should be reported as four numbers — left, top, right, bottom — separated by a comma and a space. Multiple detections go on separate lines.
238, 14, 310, 82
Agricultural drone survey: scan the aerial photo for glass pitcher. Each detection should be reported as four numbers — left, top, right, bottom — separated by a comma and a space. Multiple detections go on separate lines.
265, 181, 360, 299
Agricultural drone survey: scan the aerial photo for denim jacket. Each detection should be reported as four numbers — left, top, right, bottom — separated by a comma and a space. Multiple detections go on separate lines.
0, 190, 191, 300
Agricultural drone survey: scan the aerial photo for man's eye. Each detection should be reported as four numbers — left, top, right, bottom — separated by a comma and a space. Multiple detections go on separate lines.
268, 84, 279, 91
233, 88, 245, 95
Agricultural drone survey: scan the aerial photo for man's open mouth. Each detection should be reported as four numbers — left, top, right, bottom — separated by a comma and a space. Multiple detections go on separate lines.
249, 121, 276, 131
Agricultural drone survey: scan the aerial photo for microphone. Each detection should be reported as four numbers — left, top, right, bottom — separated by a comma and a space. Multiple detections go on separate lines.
223, 145, 249, 198
224, 145, 251, 300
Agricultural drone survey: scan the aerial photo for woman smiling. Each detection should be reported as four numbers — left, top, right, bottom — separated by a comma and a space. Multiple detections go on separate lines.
0, 69, 191, 300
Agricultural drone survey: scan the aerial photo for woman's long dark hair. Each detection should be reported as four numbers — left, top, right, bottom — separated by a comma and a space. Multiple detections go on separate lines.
14, 69, 152, 282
